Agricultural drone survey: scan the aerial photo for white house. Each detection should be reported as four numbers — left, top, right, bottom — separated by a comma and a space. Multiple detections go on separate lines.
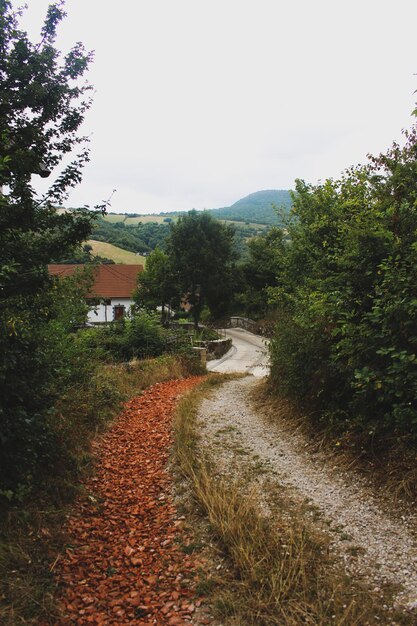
48, 264, 144, 323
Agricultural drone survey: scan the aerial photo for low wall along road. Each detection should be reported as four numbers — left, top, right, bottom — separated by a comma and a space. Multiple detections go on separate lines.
207, 327, 269, 377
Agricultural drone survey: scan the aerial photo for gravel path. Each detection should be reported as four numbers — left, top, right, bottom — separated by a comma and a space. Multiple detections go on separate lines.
196, 376, 417, 613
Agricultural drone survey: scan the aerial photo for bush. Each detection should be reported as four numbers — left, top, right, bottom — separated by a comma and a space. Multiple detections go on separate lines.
0, 275, 94, 499
269, 127, 417, 445
82, 312, 166, 362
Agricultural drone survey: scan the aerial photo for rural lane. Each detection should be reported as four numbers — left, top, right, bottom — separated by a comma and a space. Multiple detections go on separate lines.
207, 327, 269, 377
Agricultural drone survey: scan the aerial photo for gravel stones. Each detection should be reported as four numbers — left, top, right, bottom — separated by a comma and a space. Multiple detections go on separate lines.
196, 376, 417, 612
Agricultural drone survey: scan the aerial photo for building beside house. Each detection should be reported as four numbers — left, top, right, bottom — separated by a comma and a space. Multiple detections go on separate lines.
48, 264, 143, 323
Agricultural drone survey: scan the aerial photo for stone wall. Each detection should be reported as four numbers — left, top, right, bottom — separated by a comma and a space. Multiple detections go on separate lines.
204, 337, 232, 359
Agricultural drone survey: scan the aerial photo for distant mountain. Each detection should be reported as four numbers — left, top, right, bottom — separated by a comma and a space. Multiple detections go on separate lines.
208, 190, 292, 225
102, 189, 293, 226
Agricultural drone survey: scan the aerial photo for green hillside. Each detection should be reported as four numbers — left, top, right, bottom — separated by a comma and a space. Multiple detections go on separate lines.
208, 190, 292, 225
85, 190, 292, 261
103, 189, 292, 227
87, 240, 146, 265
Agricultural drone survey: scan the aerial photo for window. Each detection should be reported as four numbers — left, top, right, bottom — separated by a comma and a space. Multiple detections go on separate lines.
113, 305, 125, 320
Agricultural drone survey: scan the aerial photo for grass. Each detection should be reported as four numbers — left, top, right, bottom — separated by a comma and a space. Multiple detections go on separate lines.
0, 354, 200, 625
106, 354, 198, 397
124, 215, 172, 225
102, 214, 174, 225
219, 219, 269, 229
173, 375, 412, 626
86, 239, 146, 265
101, 213, 128, 223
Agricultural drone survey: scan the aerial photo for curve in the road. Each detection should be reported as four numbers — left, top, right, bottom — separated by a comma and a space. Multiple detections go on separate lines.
207, 328, 269, 377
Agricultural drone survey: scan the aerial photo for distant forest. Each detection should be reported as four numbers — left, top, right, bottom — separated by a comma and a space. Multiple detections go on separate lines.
92, 219, 170, 254
207, 189, 292, 225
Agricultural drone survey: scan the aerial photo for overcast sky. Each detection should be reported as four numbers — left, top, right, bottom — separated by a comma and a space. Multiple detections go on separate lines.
22, 0, 417, 214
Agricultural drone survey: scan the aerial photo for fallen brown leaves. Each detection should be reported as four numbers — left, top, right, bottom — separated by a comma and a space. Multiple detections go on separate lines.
53, 377, 206, 625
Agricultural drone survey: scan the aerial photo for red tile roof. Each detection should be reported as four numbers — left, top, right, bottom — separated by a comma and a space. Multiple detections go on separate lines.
48, 264, 143, 298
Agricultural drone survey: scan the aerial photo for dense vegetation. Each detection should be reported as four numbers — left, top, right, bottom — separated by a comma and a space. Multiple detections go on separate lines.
0, 7, 204, 621
92, 217, 170, 254
82, 312, 167, 361
0, 0, 96, 496
137, 210, 237, 326
234, 227, 287, 318
265, 125, 417, 450
91, 213, 265, 261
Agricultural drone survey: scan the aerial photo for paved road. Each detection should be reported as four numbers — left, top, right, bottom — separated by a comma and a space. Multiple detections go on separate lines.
207, 327, 270, 377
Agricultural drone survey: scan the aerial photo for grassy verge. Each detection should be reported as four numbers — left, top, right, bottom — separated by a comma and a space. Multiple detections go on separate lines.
0, 354, 200, 625
173, 375, 411, 626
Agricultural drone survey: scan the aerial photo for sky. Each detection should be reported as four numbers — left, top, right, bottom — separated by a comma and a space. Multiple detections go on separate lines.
21, 0, 417, 214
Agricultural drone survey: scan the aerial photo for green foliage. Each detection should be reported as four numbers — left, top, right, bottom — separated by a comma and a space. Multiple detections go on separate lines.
167, 210, 237, 326
0, 0, 93, 203
84, 312, 166, 361
0, 1, 96, 498
88, 197, 285, 263
51, 242, 115, 264
0, 271, 95, 495
134, 248, 177, 318
92, 217, 170, 253
87, 191, 289, 262
269, 126, 417, 444
236, 227, 287, 317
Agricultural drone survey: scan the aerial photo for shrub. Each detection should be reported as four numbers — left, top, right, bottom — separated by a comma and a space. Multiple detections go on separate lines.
269, 127, 417, 444
81, 312, 166, 362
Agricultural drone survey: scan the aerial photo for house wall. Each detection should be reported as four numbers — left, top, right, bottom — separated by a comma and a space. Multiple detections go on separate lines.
87, 298, 134, 323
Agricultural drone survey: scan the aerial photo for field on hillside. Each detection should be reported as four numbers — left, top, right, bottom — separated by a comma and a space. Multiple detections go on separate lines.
87, 240, 146, 265
103, 214, 127, 223
104, 214, 268, 229
124, 215, 175, 225
220, 219, 268, 229
103, 214, 174, 225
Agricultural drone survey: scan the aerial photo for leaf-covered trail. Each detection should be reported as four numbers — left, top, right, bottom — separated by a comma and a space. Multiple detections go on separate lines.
53, 377, 207, 625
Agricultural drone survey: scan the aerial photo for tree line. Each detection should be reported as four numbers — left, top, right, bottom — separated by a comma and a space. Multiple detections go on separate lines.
91, 218, 171, 254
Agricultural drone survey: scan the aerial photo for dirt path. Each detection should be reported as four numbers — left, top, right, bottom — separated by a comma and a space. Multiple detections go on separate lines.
53, 377, 210, 626
196, 376, 417, 614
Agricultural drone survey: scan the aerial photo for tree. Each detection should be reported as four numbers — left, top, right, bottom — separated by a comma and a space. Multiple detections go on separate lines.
0, 1, 96, 494
269, 124, 417, 444
167, 210, 236, 327
238, 227, 286, 316
134, 248, 177, 321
